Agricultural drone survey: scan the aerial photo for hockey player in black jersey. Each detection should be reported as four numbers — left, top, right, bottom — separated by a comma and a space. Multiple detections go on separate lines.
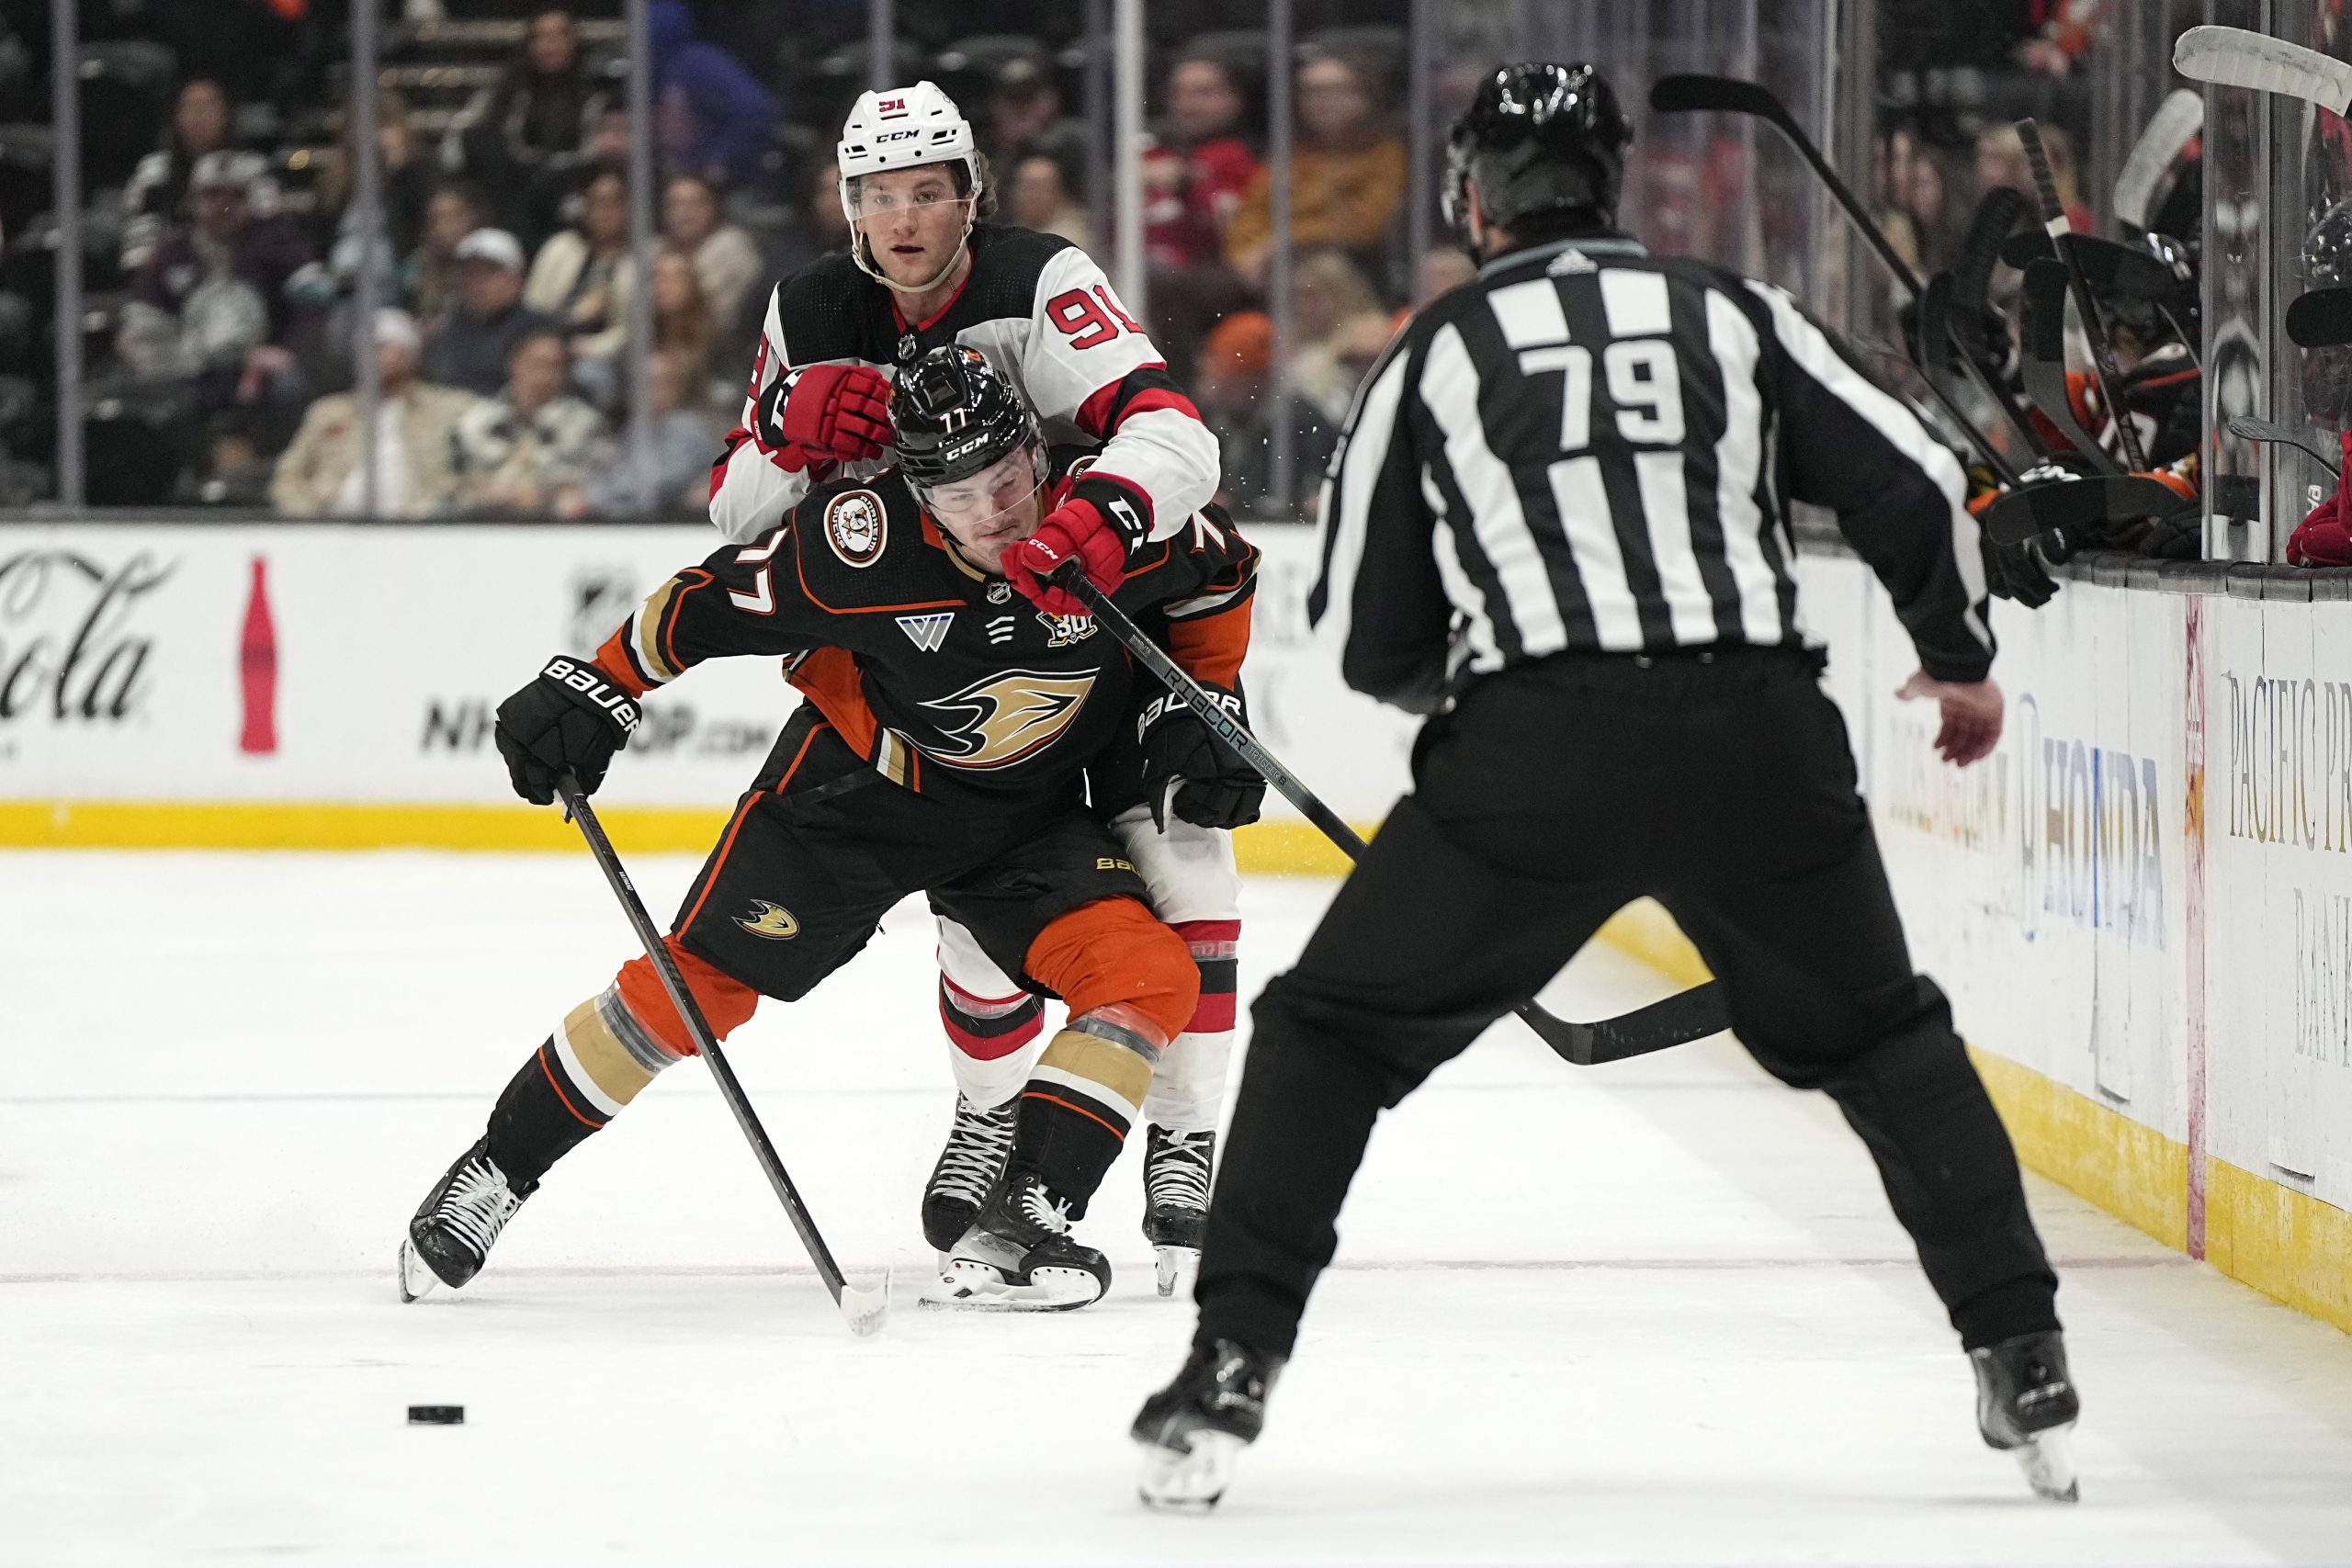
707, 80, 1241, 1292
397, 347, 1259, 1312
1135, 62, 2076, 1506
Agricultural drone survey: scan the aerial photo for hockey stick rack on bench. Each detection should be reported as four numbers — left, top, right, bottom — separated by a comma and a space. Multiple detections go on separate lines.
1047, 564, 1731, 1066
556, 773, 891, 1335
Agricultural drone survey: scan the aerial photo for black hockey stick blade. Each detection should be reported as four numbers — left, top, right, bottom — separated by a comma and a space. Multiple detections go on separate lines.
1916, 270, 1959, 397
1979, 475, 2187, 546
1943, 186, 2049, 460
556, 775, 889, 1336
2226, 414, 2343, 477
2016, 118, 2146, 470
2018, 257, 2124, 476
2286, 285, 2352, 348
2000, 231, 2177, 302
1049, 564, 1732, 1065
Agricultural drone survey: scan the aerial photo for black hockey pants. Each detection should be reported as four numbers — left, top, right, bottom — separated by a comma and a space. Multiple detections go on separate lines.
1193, 649, 2059, 1359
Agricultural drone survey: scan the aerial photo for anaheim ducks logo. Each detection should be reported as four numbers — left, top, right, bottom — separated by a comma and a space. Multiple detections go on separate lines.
734, 899, 801, 939
917, 669, 1097, 770
824, 490, 887, 568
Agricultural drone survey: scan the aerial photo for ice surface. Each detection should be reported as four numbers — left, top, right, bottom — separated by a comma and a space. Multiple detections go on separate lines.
5, 851, 2351, 1565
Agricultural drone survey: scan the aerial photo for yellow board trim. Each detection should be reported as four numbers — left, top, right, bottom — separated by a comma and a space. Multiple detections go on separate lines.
7, 800, 2345, 1333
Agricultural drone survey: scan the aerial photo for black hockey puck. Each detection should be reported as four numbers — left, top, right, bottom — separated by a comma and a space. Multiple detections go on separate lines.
407, 1405, 464, 1426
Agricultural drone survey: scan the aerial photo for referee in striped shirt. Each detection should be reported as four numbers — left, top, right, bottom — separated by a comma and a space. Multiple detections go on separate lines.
1134, 62, 2076, 1508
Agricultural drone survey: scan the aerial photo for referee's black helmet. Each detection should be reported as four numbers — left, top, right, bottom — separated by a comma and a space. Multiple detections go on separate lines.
892, 345, 1038, 492
1443, 62, 1633, 242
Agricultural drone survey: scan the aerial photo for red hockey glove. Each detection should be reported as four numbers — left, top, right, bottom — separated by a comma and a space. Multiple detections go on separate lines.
1001, 497, 1131, 616
754, 363, 892, 470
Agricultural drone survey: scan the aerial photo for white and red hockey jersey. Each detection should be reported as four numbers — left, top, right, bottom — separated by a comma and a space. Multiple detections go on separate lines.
708, 225, 1219, 546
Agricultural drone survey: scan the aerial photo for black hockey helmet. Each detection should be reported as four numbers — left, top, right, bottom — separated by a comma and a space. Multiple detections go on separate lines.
1443, 62, 1632, 242
892, 344, 1039, 498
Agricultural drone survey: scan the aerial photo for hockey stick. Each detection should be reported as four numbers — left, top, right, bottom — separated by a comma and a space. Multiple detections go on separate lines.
2285, 285, 2352, 348
1999, 228, 2202, 368
555, 773, 890, 1336
1944, 186, 2049, 456
1648, 74, 2030, 484
2175, 25, 2352, 117
1978, 474, 2188, 546
1049, 565, 1729, 1066
2018, 258, 2125, 477
2226, 414, 2342, 477
2014, 119, 2147, 470
2113, 88, 2203, 234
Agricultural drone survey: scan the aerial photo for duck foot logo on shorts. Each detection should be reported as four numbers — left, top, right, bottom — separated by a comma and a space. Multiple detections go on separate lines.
735, 899, 801, 939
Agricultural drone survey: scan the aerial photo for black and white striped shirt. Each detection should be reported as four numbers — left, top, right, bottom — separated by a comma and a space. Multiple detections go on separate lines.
1309, 236, 1992, 714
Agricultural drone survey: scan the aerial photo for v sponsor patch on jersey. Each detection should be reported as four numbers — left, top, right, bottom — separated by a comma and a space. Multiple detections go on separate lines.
917, 669, 1097, 770
896, 611, 956, 651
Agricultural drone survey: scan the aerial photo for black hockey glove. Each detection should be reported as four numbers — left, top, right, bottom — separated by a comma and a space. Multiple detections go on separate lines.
1134, 686, 1265, 831
1982, 533, 2061, 609
494, 655, 643, 805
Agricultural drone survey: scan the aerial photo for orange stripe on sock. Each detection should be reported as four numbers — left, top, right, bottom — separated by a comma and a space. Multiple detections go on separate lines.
1022, 1089, 1130, 1143
537, 1043, 605, 1130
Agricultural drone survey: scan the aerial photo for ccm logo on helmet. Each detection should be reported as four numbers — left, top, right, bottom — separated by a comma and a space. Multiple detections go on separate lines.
876, 129, 920, 144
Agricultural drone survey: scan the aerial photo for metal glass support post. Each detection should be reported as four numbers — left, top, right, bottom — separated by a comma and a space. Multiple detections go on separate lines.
627, 0, 657, 510
353, 0, 384, 515
1113, 0, 1146, 315
1266, 0, 1295, 517
49, 0, 83, 509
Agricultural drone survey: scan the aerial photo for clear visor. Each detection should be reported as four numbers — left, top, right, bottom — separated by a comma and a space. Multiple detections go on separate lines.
913, 443, 1046, 534
842, 166, 973, 225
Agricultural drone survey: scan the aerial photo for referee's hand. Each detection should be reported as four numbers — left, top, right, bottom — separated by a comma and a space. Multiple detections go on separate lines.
1896, 672, 2004, 768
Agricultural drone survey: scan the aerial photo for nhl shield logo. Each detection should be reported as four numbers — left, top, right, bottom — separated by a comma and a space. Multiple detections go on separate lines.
825, 491, 888, 567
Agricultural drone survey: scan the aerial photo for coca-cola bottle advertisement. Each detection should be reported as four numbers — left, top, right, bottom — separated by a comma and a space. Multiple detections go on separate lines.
239, 556, 277, 756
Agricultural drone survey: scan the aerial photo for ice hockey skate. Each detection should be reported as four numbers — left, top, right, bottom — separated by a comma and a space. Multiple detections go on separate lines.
921, 1094, 1018, 1258
397, 1137, 531, 1301
1970, 1329, 2081, 1502
921, 1169, 1111, 1310
1141, 1124, 1214, 1297
1133, 1338, 1281, 1511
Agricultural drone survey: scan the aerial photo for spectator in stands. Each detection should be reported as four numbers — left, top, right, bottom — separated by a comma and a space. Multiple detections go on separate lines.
1880, 127, 1958, 276
769, 157, 853, 279
1417, 243, 1476, 303
269, 308, 475, 518
526, 169, 633, 348
451, 329, 607, 514
573, 248, 718, 414
321, 90, 433, 294
647, 0, 777, 192
120, 78, 271, 273
1143, 52, 1261, 272
118, 150, 315, 433
1192, 309, 1335, 519
561, 349, 721, 520
457, 6, 610, 245
1008, 154, 1091, 248
1224, 51, 1407, 291
984, 54, 1090, 200
423, 228, 562, 399
1286, 247, 1386, 422
661, 173, 763, 342
408, 183, 492, 324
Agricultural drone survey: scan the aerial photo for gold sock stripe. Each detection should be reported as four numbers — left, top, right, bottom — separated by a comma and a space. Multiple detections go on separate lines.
1031, 1029, 1152, 1122
556, 997, 660, 1115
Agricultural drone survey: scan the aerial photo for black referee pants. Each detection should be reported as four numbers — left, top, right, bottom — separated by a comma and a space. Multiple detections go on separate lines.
1194, 649, 2058, 1359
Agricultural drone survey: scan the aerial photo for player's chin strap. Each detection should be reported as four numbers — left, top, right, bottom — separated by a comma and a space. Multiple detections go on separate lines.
851, 198, 979, 296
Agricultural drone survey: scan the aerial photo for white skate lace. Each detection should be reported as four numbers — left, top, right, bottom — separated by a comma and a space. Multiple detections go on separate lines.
933, 1097, 1017, 1207
431, 1156, 523, 1257
1014, 1179, 1075, 1235
1146, 1129, 1215, 1213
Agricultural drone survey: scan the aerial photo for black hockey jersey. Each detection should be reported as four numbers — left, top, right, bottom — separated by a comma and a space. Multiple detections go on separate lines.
599, 454, 1257, 806
707, 225, 1218, 548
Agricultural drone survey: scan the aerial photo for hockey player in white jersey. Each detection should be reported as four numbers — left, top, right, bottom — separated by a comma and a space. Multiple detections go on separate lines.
707, 82, 1242, 1292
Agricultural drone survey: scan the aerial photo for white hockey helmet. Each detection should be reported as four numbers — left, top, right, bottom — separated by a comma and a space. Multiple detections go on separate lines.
836, 81, 979, 221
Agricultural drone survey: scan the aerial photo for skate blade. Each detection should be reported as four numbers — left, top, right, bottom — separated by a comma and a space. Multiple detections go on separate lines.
396, 1237, 440, 1303
2016, 1423, 2080, 1503
1153, 1245, 1200, 1299
918, 1258, 1104, 1312
838, 1269, 891, 1337
1137, 1429, 1244, 1512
